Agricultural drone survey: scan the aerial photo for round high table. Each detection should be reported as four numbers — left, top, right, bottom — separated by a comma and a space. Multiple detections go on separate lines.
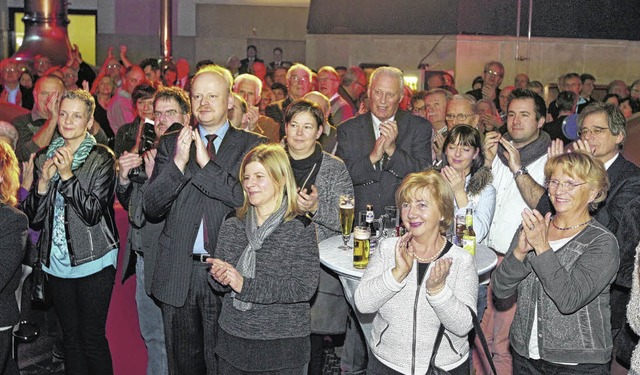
319, 235, 498, 344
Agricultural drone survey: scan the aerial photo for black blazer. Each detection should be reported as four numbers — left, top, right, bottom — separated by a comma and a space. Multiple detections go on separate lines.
0, 203, 28, 327
335, 110, 432, 216
143, 125, 266, 307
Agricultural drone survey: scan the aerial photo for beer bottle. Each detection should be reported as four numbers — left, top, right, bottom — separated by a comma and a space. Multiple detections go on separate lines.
366, 204, 378, 253
462, 208, 476, 256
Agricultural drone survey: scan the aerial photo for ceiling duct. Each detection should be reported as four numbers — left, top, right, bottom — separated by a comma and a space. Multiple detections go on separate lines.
12, 0, 73, 67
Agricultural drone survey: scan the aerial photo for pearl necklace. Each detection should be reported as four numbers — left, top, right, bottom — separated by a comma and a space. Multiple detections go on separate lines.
408, 236, 447, 263
551, 217, 592, 231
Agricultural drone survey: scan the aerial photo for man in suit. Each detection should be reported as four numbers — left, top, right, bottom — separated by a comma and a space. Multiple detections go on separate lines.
238, 45, 263, 75
335, 66, 432, 374
143, 65, 265, 374
536, 102, 640, 372
338, 66, 367, 115
318, 66, 354, 126
267, 47, 292, 71
265, 63, 312, 139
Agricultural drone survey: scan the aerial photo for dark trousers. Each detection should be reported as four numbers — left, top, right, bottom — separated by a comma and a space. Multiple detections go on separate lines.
48, 266, 116, 375
0, 329, 18, 375
367, 351, 470, 375
161, 261, 220, 375
512, 350, 610, 375
218, 356, 305, 375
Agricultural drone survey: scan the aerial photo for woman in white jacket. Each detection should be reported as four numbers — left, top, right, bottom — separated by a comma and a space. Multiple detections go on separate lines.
355, 170, 478, 375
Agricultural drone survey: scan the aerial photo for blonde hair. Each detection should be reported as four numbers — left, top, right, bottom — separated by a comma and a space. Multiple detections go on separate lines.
237, 144, 299, 221
544, 151, 609, 211
0, 141, 21, 207
395, 169, 454, 235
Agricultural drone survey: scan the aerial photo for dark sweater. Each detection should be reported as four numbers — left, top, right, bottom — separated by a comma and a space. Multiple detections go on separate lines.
211, 214, 320, 370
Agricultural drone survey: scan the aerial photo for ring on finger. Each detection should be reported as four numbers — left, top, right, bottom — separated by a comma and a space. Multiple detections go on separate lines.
529, 224, 535, 230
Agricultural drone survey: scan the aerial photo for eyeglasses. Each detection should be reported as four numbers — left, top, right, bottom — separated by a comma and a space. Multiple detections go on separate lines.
107, 64, 121, 69
484, 69, 503, 77
546, 179, 587, 192
318, 77, 337, 82
445, 113, 475, 121
64, 73, 77, 78
153, 109, 180, 119
578, 126, 610, 137
290, 75, 309, 83
1, 68, 18, 74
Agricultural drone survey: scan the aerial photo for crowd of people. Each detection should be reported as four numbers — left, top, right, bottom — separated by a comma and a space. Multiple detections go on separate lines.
1, 43, 640, 375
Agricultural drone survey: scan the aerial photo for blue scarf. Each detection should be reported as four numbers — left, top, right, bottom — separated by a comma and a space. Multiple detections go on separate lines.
47, 134, 97, 248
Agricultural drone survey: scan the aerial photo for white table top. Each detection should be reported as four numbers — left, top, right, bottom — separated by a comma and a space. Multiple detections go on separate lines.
319, 235, 498, 280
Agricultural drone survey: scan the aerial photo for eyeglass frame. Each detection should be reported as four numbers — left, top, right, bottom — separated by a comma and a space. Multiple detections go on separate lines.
546, 179, 588, 192
484, 69, 503, 78
577, 126, 611, 137
445, 113, 476, 122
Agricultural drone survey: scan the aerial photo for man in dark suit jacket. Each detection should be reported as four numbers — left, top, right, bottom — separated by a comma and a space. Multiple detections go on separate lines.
143, 66, 265, 375
335, 66, 431, 374
238, 45, 264, 75
536, 102, 640, 370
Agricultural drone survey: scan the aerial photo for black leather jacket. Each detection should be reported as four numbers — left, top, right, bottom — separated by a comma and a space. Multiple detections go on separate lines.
23, 145, 119, 267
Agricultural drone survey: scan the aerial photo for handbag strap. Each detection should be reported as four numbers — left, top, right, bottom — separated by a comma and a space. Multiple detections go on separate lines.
468, 306, 498, 375
429, 307, 498, 375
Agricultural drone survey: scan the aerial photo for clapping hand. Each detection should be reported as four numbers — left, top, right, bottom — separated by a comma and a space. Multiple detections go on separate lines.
392, 233, 414, 283
173, 126, 192, 172
208, 258, 244, 293
426, 258, 452, 295
483, 131, 500, 166
520, 208, 552, 255
498, 137, 523, 173
380, 120, 398, 156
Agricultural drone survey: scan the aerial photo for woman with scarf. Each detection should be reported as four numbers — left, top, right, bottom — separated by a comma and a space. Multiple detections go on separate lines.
24, 89, 118, 375
208, 144, 319, 374
283, 99, 354, 374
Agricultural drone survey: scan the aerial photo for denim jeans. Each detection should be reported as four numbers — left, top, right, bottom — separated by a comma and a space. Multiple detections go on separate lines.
48, 266, 116, 375
135, 256, 168, 375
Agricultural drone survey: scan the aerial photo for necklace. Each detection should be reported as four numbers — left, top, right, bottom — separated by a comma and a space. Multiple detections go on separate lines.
408, 236, 447, 263
551, 217, 592, 231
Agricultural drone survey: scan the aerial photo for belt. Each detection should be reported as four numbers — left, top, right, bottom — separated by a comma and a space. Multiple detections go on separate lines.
192, 253, 211, 263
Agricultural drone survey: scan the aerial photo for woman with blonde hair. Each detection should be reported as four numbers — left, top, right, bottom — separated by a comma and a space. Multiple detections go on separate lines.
208, 143, 320, 374
0, 141, 29, 375
493, 151, 618, 373
355, 169, 478, 374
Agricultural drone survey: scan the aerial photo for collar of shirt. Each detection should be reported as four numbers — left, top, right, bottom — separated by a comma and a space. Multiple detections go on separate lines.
4, 85, 19, 104
329, 93, 340, 102
198, 121, 230, 153
603, 152, 619, 170
371, 113, 395, 140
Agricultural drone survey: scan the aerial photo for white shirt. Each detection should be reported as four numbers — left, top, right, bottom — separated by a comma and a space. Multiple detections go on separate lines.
485, 153, 548, 254
371, 114, 395, 140
604, 152, 619, 170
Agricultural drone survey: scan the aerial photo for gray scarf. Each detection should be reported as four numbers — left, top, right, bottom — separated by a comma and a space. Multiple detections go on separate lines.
232, 199, 289, 311
497, 130, 550, 168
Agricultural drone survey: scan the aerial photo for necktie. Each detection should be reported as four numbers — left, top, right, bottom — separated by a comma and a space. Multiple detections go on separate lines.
206, 134, 217, 160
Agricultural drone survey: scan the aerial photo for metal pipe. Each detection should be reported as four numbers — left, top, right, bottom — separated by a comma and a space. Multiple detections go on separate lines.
160, 0, 171, 60
515, 0, 521, 60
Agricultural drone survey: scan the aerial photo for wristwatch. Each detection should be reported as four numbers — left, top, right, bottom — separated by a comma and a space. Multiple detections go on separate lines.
513, 166, 528, 179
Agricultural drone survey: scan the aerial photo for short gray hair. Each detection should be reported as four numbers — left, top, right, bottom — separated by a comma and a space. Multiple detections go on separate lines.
234, 73, 263, 98
369, 66, 404, 93
449, 94, 478, 114
0, 121, 18, 150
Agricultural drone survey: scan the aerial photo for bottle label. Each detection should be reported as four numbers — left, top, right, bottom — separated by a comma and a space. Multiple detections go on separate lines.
462, 236, 476, 256
366, 211, 374, 223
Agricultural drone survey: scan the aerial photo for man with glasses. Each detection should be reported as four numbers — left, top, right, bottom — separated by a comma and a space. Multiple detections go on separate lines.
466, 61, 504, 109
536, 102, 640, 373
0, 58, 33, 109
445, 94, 479, 130
265, 63, 313, 138
475, 88, 550, 375
33, 55, 52, 79
116, 86, 191, 375
339, 66, 367, 115
318, 66, 354, 126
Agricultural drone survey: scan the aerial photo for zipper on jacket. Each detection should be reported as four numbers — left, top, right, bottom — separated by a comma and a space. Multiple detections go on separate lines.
411, 260, 421, 375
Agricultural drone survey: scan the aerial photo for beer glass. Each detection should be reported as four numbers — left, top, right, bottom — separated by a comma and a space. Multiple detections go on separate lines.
383, 206, 399, 238
339, 195, 355, 251
353, 226, 371, 269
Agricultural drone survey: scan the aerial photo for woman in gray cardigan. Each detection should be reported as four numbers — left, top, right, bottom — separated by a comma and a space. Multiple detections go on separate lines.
208, 144, 319, 374
283, 99, 354, 374
493, 152, 619, 373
